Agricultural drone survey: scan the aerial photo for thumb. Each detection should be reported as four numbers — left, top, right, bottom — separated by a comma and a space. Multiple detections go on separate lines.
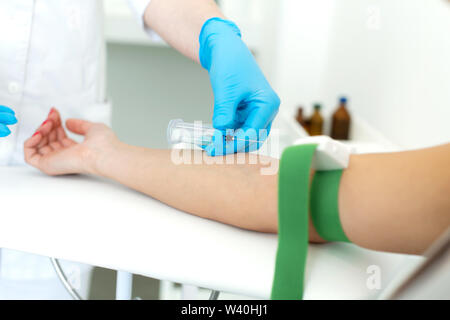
65, 118, 94, 136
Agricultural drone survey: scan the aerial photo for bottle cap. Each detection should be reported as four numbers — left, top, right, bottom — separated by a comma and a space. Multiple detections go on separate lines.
339, 96, 347, 104
313, 103, 322, 110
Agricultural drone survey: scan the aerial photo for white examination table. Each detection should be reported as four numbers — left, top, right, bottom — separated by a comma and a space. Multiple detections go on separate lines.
0, 166, 423, 299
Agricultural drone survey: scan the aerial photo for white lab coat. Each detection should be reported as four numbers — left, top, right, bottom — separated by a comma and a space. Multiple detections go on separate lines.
0, 0, 151, 299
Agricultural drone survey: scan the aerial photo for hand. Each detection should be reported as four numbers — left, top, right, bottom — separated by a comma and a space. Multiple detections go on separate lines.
0, 105, 18, 137
24, 108, 118, 176
199, 18, 280, 156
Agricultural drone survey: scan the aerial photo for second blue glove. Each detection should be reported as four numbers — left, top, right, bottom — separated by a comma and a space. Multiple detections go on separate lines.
0, 105, 17, 137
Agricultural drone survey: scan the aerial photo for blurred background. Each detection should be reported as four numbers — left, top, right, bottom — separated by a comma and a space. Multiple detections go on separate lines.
106, 0, 450, 151
90, 0, 450, 299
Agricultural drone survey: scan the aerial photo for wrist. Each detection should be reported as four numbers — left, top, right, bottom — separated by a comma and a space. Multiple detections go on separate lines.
86, 139, 126, 177
199, 17, 242, 70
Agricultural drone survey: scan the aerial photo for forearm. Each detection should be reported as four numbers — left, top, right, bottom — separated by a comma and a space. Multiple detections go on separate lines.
94, 143, 280, 233
144, 0, 225, 62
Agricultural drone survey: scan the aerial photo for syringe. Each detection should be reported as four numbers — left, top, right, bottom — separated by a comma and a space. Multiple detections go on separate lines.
167, 119, 265, 148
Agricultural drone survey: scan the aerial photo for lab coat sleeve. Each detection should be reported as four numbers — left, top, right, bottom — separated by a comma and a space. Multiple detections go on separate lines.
126, 0, 151, 26
126, 0, 164, 42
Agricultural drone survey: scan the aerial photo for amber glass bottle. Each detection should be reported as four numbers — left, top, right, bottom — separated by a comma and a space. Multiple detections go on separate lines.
331, 97, 351, 140
296, 106, 304, 125
309, 104, 323, 136
295, 106, 310, 133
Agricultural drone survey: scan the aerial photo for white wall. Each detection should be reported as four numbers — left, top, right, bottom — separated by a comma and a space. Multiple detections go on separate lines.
274, 0, 336, 115
273, 0, 450, 149
220, 0, 282, 83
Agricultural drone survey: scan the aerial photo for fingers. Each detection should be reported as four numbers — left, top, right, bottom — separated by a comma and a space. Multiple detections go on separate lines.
241, 96, 279, 134
24, 119, 54, 161
56, 126, 66, 140
24, 107, 79, 170
24, 131, 43, 148
210, 90, 279, 156
0, 111, 18, 125
48, 126, 57, 143
212, 109, 236, 130
35, 120, 70, 155
47, 107, 62, 128
0, 106, 17, 137
38, 107, 65, 144
0, 105, 15, 115
46, 108, 76, 147
48, 107, 73, 144
212, 92, 240, 130
24, 132, 43, 167
24, 109, 55, 152
205, 122, 272, 156
66, 118, 94, 136
0, 123, 11, 137
36, 120, 54, 148
204, 129, 254, 156
209, 96, 241, 156
48, 108, 92, 137
203, 130, 234, 156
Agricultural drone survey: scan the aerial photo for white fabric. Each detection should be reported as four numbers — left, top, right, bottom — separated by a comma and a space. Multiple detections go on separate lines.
0, 0, 111, 299
126, 0, 162, 42
127, 0, 152, 27
0, 0, 109, 166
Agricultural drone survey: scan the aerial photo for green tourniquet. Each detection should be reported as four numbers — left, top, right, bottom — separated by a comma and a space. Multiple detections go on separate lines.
310, 170, 350, 242
271, 144, 317, 300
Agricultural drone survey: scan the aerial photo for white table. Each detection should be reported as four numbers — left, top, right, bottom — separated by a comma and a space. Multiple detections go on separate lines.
0, 166, 422, 299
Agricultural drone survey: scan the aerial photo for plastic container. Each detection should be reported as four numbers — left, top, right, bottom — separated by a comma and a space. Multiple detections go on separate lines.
167, 119, 216, 147
167, 119, 265, 148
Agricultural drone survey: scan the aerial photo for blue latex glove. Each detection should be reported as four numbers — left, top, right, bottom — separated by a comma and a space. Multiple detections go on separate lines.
199, 18, 280, 156
0, 105, 17, 137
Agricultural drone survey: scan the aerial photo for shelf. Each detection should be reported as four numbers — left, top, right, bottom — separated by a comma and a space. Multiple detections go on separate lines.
276, 109, 399, 154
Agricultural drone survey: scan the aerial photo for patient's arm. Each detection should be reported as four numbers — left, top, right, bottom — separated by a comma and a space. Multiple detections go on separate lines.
24, 110, 450, 254
23, 109, 293, 235
95, 138, 450, 255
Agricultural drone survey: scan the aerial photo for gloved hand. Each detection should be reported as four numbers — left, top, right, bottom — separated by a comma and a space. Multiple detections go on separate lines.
199, 18, 280, 156
0, 105, 17, 137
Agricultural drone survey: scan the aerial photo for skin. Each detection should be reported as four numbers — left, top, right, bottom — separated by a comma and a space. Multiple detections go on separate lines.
24, 109, 450, 255
143, 0, 225, 63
